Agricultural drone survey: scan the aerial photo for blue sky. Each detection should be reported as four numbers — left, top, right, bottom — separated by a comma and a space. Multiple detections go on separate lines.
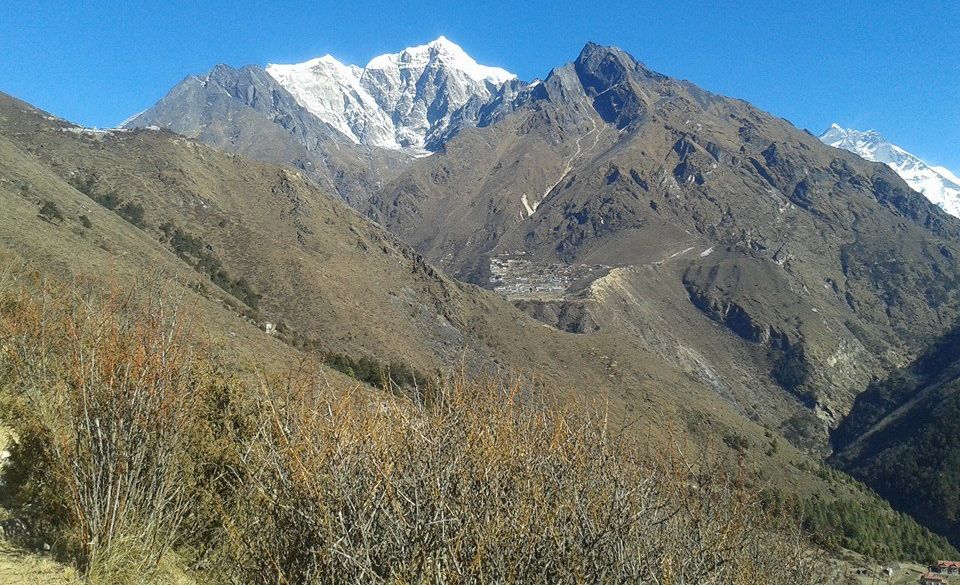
2, 1, 957, 169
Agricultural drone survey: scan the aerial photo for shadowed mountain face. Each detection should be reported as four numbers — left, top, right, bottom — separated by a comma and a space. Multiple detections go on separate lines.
366, 43, 960, 441
123, 64, 411, 206
831, 326, 960, 548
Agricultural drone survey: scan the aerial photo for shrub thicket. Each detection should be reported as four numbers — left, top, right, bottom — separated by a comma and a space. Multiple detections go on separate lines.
159, 222, 261, 310
0, 274, 204, 583
207, 375, 832, 584
68, 175, 145, 228
0, 269, 835, 584
38, 200, 64, 223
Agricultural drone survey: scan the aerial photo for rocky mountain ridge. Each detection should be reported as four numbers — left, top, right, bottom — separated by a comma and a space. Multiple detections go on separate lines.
122, 62, 411, 205
365, 42, 960, 442
122, 37, 522, 202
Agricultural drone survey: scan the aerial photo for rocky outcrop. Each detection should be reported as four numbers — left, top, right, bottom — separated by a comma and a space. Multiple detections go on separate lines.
124, 64, 411, 205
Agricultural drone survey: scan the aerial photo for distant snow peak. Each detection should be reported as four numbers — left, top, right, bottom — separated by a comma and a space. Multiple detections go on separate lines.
820, 124, 960, 218
365, 36, 515, 86
267, 37, 516, 152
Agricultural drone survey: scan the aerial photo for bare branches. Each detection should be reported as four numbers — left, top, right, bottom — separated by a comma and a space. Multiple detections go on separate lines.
0, 269, 834, 584
0, 274, 200, 581
219, 373, 832, 585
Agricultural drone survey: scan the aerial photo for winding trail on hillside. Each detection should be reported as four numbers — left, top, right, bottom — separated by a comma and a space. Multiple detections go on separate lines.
522, 95, 605, 218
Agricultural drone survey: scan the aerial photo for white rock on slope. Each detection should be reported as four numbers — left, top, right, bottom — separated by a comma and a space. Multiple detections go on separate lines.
820, 124, 960, 217
267, 36, 515, 153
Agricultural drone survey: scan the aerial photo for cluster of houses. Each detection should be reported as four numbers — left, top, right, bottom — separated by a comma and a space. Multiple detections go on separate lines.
488, 253, 609, 300
920, 560, 960, 584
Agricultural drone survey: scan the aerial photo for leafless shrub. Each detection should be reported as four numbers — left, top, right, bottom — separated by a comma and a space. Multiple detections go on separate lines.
0, 263, 835, 584
216, 372, 832, 584
0, 273, 202, 582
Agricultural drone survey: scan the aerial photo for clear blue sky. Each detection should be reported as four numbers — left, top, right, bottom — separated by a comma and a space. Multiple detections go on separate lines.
2, 1, 957, 169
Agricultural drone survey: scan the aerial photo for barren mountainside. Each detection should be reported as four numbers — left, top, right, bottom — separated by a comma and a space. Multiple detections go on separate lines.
364, 43, 960, 445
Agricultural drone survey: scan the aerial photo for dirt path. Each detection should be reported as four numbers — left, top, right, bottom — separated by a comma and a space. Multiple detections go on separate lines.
523, 95, 606, 218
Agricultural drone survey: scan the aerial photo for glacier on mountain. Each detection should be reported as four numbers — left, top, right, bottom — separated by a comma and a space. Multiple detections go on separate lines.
267, 36, 515, 152
820, 124, 960, 218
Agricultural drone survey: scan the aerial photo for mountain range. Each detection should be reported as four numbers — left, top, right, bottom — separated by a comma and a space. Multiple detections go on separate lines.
7, 36, 960, 558
820, 124, 960, 217
119, 39, 960, 548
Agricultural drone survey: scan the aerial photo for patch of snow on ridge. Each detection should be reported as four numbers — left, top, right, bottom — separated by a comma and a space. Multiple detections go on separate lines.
365, 36, 514, 86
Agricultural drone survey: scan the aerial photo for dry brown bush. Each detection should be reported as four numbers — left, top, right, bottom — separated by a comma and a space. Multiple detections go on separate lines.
214, 373, 832, 585
0, 272, 204, 583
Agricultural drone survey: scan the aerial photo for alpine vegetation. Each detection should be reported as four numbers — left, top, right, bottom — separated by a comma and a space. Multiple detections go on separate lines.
0, 269, 830, 584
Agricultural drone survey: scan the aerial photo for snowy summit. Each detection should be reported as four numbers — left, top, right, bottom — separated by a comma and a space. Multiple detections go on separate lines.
267, 36, 516, 152
820, 124, 960, 217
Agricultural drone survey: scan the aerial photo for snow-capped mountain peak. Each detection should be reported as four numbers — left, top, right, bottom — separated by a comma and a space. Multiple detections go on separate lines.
364, 36, 515, 86
267, 37, 516, 152
266, 55, 394, 147
820, 124, 960, 217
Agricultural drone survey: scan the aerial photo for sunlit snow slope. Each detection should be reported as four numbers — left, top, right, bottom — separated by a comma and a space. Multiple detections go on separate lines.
267, 36, 515, 152
821, 124, 960, 217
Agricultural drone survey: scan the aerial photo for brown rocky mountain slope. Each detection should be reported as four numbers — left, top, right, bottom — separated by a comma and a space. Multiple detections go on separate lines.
366, 43, 960, 445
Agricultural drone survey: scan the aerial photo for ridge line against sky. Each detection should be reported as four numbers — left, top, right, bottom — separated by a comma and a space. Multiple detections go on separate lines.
1, 0, 957, 169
